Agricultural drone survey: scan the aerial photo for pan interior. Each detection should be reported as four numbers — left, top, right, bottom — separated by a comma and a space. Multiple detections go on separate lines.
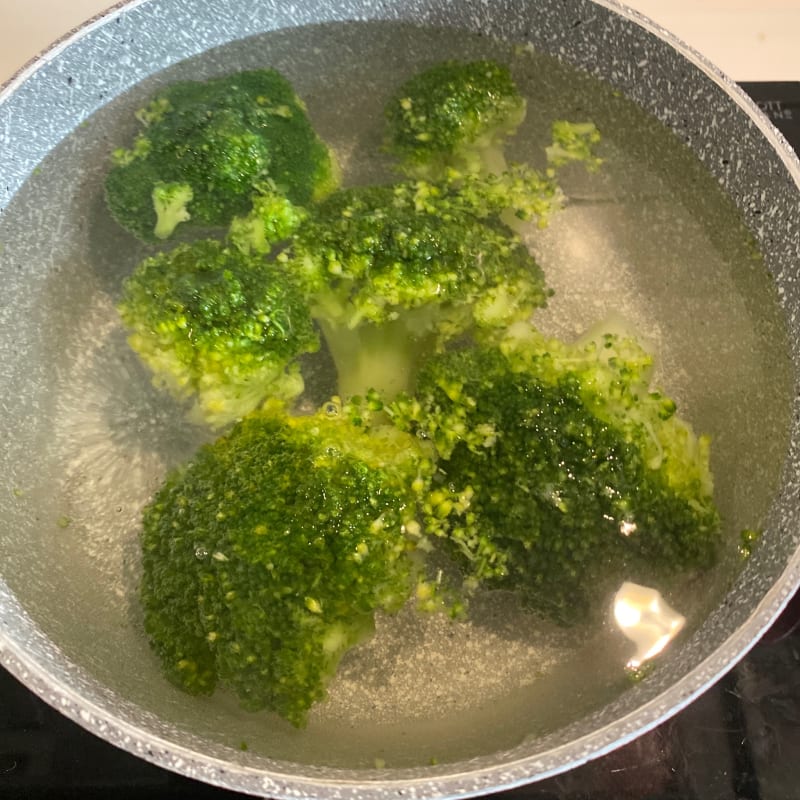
0, 20, 792, 770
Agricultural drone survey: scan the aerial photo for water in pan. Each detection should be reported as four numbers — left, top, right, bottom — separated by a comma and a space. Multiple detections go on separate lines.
0, 20, 792, 769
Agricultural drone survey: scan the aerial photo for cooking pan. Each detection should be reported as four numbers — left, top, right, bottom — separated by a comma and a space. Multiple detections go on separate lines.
1, 0, 799, 797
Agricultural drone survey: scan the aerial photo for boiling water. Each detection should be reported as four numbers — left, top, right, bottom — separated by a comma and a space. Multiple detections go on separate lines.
0, 21, 793, 769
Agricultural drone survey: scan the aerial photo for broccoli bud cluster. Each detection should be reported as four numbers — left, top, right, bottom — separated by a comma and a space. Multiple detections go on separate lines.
107, 61, 721, 726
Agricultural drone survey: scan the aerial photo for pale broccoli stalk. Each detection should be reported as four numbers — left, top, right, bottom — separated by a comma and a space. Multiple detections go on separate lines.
315, 316, 440, 403
152, 182, 194, 239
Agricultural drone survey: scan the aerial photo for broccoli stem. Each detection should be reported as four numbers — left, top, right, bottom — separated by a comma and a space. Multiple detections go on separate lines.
475, 142, 508, 177
318, 318, 436, 401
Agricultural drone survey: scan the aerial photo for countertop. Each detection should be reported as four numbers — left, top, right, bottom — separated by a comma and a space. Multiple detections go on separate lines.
1, 0, 799, 87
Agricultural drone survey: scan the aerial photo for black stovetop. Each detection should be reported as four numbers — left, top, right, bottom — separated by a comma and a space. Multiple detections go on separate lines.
2, 82, 799, 800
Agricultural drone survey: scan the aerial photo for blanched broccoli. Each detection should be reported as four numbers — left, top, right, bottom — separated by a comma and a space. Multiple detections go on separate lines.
105, 69, 338, 241
228, 182, 308, 255
151, 181, 194, 239
140, 402, 466, 725
117, 59, 728, 727
389, 325, 720, 624
284, 181, 549, 400
384, 61, 601, 228
546, 120, 603, 171
118, 178, 549, 422
118, 239, 319, 428
385, 60, 526, 179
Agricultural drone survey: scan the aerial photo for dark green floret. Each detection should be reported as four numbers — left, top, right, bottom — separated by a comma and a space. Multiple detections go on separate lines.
105, 69, 338, 241
389, 325, 721, 624
117, 239, 319, 428
385, 60, 526, 179
139, 406, 438, 726
284, 181, 549, 400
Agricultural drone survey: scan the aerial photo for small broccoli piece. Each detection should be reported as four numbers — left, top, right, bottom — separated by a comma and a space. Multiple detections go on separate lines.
738, 528, 762, 559
152, 181, 194, 239
139, 405, 436, 725
546, 120, 603, 171
105, 69, 338, 241
285, 182, 549, 400
118, 239, 319, 428
442, 165, 564, 228
390, 327, 720, 624
385, 60, 526, 179
228, 183, 307, 255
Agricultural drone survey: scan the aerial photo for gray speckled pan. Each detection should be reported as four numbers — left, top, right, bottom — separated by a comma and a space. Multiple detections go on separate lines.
1, 0, 799, 797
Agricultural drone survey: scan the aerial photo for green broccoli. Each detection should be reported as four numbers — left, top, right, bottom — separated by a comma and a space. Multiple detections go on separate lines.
284, 181, 550, 400
228, 181, 308, 255
105, 69, 338, 241
117, 239, 319, 428
385, 60, 526, 179
546, 120, 603, 171
140, 404, 441, 726
389, 324, 721, 625
120, 62, 728, 727
118, 177, 551, 423
384, 61, 601, 228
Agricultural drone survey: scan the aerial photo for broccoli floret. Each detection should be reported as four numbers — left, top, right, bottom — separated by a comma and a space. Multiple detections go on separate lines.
546, 120, 603, 171
384, 62, 603, 229
139, 405, 437, 726
228, 183, 308, 255
105, 69, 338, 241
285, 182, 549, 400
389, 326, 721, 624
385, 60, 526, 179
443, 165, 564, 228
124, 62, 725, 723
117, 239, 319, 428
